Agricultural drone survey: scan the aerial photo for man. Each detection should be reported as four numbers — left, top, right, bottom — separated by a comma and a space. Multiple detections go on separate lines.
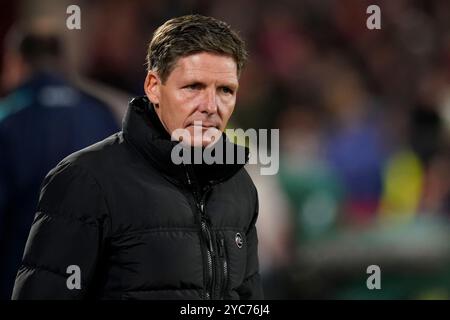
12, 14, 263, 300
0, 30, 118, 300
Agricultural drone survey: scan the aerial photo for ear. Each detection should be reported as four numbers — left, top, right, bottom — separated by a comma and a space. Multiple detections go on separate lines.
144, 71, 161, 105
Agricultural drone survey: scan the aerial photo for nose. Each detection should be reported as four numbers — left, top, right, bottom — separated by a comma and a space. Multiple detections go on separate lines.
198, 87, 217, 114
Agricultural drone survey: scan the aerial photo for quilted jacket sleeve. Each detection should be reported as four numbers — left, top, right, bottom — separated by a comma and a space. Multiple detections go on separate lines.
11, 160, 110, 300
236, 187, 264, 300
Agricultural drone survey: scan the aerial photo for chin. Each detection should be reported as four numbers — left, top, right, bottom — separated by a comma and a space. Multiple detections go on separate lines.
182, 126, 221, 148
192, 138, 214, 148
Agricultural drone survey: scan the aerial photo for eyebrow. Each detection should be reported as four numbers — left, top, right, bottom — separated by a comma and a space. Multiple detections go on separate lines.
183, 78, 238, 89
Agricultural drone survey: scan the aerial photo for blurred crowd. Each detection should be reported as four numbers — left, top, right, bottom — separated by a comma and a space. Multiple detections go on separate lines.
1, 0, 450, 299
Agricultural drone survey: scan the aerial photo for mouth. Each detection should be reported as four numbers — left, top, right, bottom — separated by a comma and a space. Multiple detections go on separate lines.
186, 122, 219, 129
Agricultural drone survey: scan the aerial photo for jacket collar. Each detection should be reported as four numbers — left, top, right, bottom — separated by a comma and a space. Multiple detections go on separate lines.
122, 96, 249, 187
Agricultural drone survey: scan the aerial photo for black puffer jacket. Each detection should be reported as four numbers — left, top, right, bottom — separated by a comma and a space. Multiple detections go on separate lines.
12, 96, 263, 300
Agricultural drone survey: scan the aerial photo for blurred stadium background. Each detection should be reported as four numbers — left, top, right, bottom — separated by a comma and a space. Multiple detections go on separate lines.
1, 0, 450, 300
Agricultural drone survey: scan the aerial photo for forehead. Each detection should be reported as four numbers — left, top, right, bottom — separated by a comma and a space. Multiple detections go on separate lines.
167, 52, 238, 84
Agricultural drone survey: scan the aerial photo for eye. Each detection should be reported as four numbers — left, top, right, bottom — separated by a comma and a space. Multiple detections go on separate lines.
220, 86, 234, 95
183, 83, 202, 90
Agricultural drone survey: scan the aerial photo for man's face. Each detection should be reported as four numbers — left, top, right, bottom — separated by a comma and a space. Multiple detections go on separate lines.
144, 52, 239, 147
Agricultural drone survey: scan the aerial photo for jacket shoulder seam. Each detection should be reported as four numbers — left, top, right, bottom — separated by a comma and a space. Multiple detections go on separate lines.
20, 261, 68, 279
35, 210, 100, 228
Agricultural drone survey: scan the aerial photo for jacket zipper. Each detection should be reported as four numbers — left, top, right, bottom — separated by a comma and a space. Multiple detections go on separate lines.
184, 166, 215, 300
217, 237, 228, 299
199, 196, 214, 300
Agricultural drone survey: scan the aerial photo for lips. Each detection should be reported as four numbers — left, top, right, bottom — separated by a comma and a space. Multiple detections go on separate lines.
186, 121, 219, 129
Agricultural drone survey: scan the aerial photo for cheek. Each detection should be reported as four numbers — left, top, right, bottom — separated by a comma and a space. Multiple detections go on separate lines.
218, 97, 236, 118
217, 102, 235, 131
173, 90, 200, 111
164, 94, 195, 129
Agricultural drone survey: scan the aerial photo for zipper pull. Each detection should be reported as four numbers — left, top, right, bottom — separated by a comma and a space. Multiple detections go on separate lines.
184, 168, 192, 186
202, 218, 214, 254
218, 238, 225, 258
